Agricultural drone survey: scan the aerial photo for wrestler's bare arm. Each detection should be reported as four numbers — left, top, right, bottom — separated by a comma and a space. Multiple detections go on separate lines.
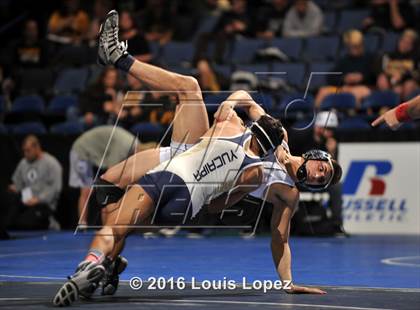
267, 183, 326, 294
371, 95, 420, 130
214, 90, 266, 123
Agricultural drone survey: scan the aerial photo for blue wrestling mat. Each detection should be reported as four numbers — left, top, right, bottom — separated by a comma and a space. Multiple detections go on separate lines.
0, 232, 419, 309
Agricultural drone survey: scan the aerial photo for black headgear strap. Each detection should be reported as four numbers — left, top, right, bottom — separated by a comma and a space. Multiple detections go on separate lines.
249, 116, 284, 156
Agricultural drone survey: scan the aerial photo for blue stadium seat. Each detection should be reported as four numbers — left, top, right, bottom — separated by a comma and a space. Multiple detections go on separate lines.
11, 122, 47, 134
48, 95, 78, 114
54, 68, 89, 94
320, 93, 356, 110
11, 95, 45, 113
272, 63, 306, 87
338, 117, 371, 130
50, 121, 84, 135
307, 62, 335, 89
131, 123, 164, 141
305, 36, 340, 61
161, 42, 194, 65
231, 39, 266, 64
235, 63, 269, 74
269, 38, 303, 60
337, 10, 370, 32
363, 91, 399, 109
382, 32, 399, 53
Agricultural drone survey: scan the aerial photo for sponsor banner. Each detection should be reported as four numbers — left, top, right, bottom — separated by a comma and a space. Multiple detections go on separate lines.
339, 143, 420, 234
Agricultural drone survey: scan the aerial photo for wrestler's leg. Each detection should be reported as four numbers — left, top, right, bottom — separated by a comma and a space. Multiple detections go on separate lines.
101, 148, 161, 188
100, 62, 209, 187
53, 186, 154, 306
126, 59, 209, 144
89, 185, 154, 255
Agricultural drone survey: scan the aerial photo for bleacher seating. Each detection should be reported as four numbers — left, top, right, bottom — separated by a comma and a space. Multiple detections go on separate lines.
320, 93, 356, 111
304, 36, 340, 61
2, 4, 419, 137
11, 121, 47, 134
50, 121, 84, 135
54, 68, 89, 94
11, 95, 45, 114
48, 95, 78, 115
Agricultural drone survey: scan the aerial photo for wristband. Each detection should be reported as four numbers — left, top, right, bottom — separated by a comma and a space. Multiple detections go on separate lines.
395, 102, 411, 122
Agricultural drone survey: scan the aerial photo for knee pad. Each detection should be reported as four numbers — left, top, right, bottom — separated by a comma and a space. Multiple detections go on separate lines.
94, 178, 125, 208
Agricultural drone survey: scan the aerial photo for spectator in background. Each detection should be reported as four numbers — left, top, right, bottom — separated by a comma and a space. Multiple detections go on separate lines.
47, 0, 90, 44
119, 10, 152, 63
196, 0, 229, 18
363, 0, 416, 32
380, 29, 419, 86
283, 0, 323, 38
193, 0, 250, 92
78, 67, 124, 127
312, 112, 346, 236
87, 0, 113, 45
140, 0, 174, 44
316, 30, 374, 108
69, 126, 140, 227
395, 73, 420, 101
118, 74, 148, 129
213, 0, 250, 38
12, 19, 47, 69
195, 0, 251, 64
4, 135, 62, 230
254, 0, 290, 40
143, 92, 176, 125
332, 30, 376, 86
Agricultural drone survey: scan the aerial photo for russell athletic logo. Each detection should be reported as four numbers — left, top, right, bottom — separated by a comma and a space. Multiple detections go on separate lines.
342, 161, 407, 222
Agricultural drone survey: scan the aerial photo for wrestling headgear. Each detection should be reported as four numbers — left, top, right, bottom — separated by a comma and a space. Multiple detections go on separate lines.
249, 115, 284, 156
296, 149, 341, 191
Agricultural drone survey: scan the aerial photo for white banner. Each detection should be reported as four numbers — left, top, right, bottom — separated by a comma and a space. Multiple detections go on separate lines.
339, 143, 420, 234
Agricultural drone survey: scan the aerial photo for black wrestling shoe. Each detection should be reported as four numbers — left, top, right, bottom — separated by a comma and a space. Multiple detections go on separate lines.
97, 10, 128, 66
101, 256, 128, 296
53, 261, 105, 307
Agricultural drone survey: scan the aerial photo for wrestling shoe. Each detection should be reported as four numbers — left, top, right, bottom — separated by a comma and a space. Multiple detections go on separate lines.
52, 261, 105, 307
97, 10, 128, 66
101, 255, 128, 295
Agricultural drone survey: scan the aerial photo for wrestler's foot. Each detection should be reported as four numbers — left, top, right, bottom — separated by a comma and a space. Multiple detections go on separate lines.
52, 261, 105, 307
97, 10, 128, 66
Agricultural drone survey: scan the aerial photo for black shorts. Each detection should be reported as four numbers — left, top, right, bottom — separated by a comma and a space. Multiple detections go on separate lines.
138, 171, 193, 224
